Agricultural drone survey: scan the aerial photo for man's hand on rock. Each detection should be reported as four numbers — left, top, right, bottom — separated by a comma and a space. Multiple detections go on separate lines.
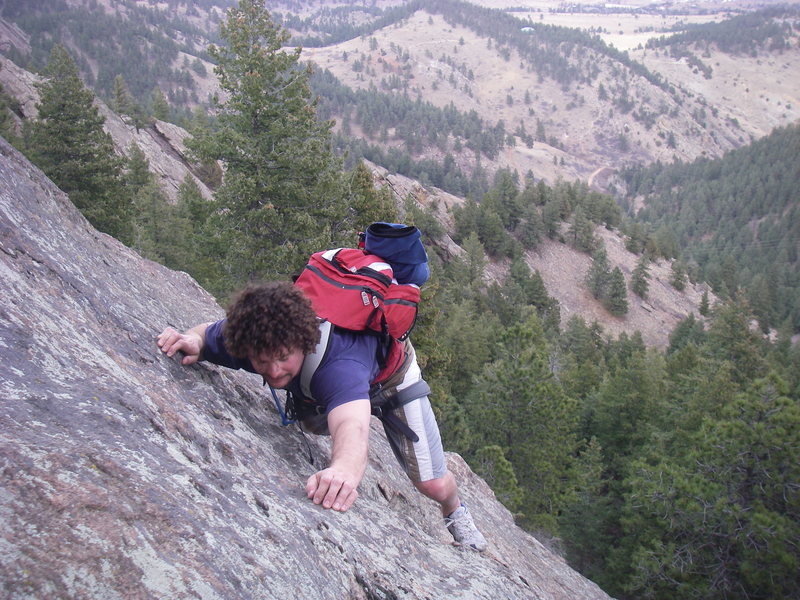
306, 400, 370, 512
306, 466, 360, 512
157, 326, 204, 365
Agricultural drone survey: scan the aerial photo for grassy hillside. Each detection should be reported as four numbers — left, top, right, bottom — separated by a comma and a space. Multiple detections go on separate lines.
295, 1, 799, 181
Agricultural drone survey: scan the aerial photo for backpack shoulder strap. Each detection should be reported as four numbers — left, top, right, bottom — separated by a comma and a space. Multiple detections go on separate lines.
299, 320, 333, 400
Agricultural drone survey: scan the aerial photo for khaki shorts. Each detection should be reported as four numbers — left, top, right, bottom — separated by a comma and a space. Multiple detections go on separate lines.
380, 356, 446, 482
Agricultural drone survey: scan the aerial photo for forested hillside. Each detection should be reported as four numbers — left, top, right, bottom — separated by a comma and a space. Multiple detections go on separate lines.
621, 123, 800, 334
0, 2, 798, 600
647, 5, 798, 56
298, 2, 799, 181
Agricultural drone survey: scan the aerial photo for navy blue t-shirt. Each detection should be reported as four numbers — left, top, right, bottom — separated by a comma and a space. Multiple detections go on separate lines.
202, 319, 380, 413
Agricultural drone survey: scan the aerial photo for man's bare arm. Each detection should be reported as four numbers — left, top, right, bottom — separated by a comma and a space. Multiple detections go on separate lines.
306, 399, 371, 512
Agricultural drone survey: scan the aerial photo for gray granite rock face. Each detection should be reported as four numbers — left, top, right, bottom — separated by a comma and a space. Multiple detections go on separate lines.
0, 137, 612, 600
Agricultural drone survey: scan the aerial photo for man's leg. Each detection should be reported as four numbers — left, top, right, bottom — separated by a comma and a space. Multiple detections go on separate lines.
414, 470, 460, 516
383, 359, 487, 551
385, 398, 487, 551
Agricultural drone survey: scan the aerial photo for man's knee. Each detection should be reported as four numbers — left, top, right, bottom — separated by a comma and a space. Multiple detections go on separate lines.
414, 471, 454, 498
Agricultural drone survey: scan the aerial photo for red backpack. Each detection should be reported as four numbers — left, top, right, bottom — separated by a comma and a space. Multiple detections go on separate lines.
294, 247, 420, 383
282, 226, 430, 443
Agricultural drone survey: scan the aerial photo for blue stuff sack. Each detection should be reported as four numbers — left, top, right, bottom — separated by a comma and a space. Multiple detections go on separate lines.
364, 222, 429, 287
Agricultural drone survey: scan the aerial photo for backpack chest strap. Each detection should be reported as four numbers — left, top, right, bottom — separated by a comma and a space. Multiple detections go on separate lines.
299, 320, 333, 401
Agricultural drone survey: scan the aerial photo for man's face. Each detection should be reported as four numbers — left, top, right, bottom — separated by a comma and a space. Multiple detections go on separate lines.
248, 347, 305, 388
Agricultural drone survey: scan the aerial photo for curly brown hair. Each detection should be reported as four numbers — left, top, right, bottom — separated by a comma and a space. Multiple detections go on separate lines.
224, 282, 320, 359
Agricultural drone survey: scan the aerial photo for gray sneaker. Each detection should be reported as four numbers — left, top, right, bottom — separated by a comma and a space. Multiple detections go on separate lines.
444, 504, 487, 551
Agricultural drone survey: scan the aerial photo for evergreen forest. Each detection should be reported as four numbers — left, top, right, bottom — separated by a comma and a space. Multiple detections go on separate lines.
0, 2, 798, 599
0, 0, 224, 122
648, 5, 799, 56
621, 124, 800, 333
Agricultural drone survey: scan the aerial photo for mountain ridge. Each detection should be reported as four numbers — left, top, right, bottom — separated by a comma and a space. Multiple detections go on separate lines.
296, 1, 799, 182
3, 1, 798, 185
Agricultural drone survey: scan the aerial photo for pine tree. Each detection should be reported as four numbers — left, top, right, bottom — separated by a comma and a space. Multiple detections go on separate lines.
516, 203, 543, 250
560, 437, 613, 581
707, 295, 767, 384
748, 272, 776, 333
124, 142, 151, 193
699, 288, 710, 316
131, 181, 171, 263
541, 198, 561, 239
568, 205, 596, 252
172, 174, 220, 284
474, 445, 524, 512
670, 259, 688, 291
187, 106, 223, 190
624, 221, 648, 254
120, 142, 172, 263
535, 118, 546, 142
667, 313, 706, 354
0, 82, 20, 146
435, 299, 499, 400
559, 316, 605, 404
593, 350, 665, 478
487, 280, 526, 327
586, 247, 611, 300
344, 161, 397, 230
27, 44, 131, 244
188, 0, 349, 292
485, 168, 521, 229
465, 312, 578, 532
112, 74, 134, 116
507, 257, 560, 335
453, 197, 481, 243
606, 267, 629, 315
624, 373, 800, 600
151, 87, 170, 121
112, 74, 146, 132
460, 232, 487, 288
630, 255, 650, 299
477, 206, 509, 258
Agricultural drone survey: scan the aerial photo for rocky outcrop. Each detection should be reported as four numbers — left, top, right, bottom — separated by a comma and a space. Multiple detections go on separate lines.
98, 101, 214, 202
0, 18, 29, 56
0, 54, 212, 202
0, 136, 612, 599
0, 53, 38, 125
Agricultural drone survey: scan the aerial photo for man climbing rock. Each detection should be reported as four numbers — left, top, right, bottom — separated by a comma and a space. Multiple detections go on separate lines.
157, 281, 487, 551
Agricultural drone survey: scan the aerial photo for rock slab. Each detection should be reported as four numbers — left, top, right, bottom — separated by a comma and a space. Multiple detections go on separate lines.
0, 137, 612, 600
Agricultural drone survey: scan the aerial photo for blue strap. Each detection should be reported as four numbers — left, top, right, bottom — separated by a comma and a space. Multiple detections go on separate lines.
269, 385, 296, 426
